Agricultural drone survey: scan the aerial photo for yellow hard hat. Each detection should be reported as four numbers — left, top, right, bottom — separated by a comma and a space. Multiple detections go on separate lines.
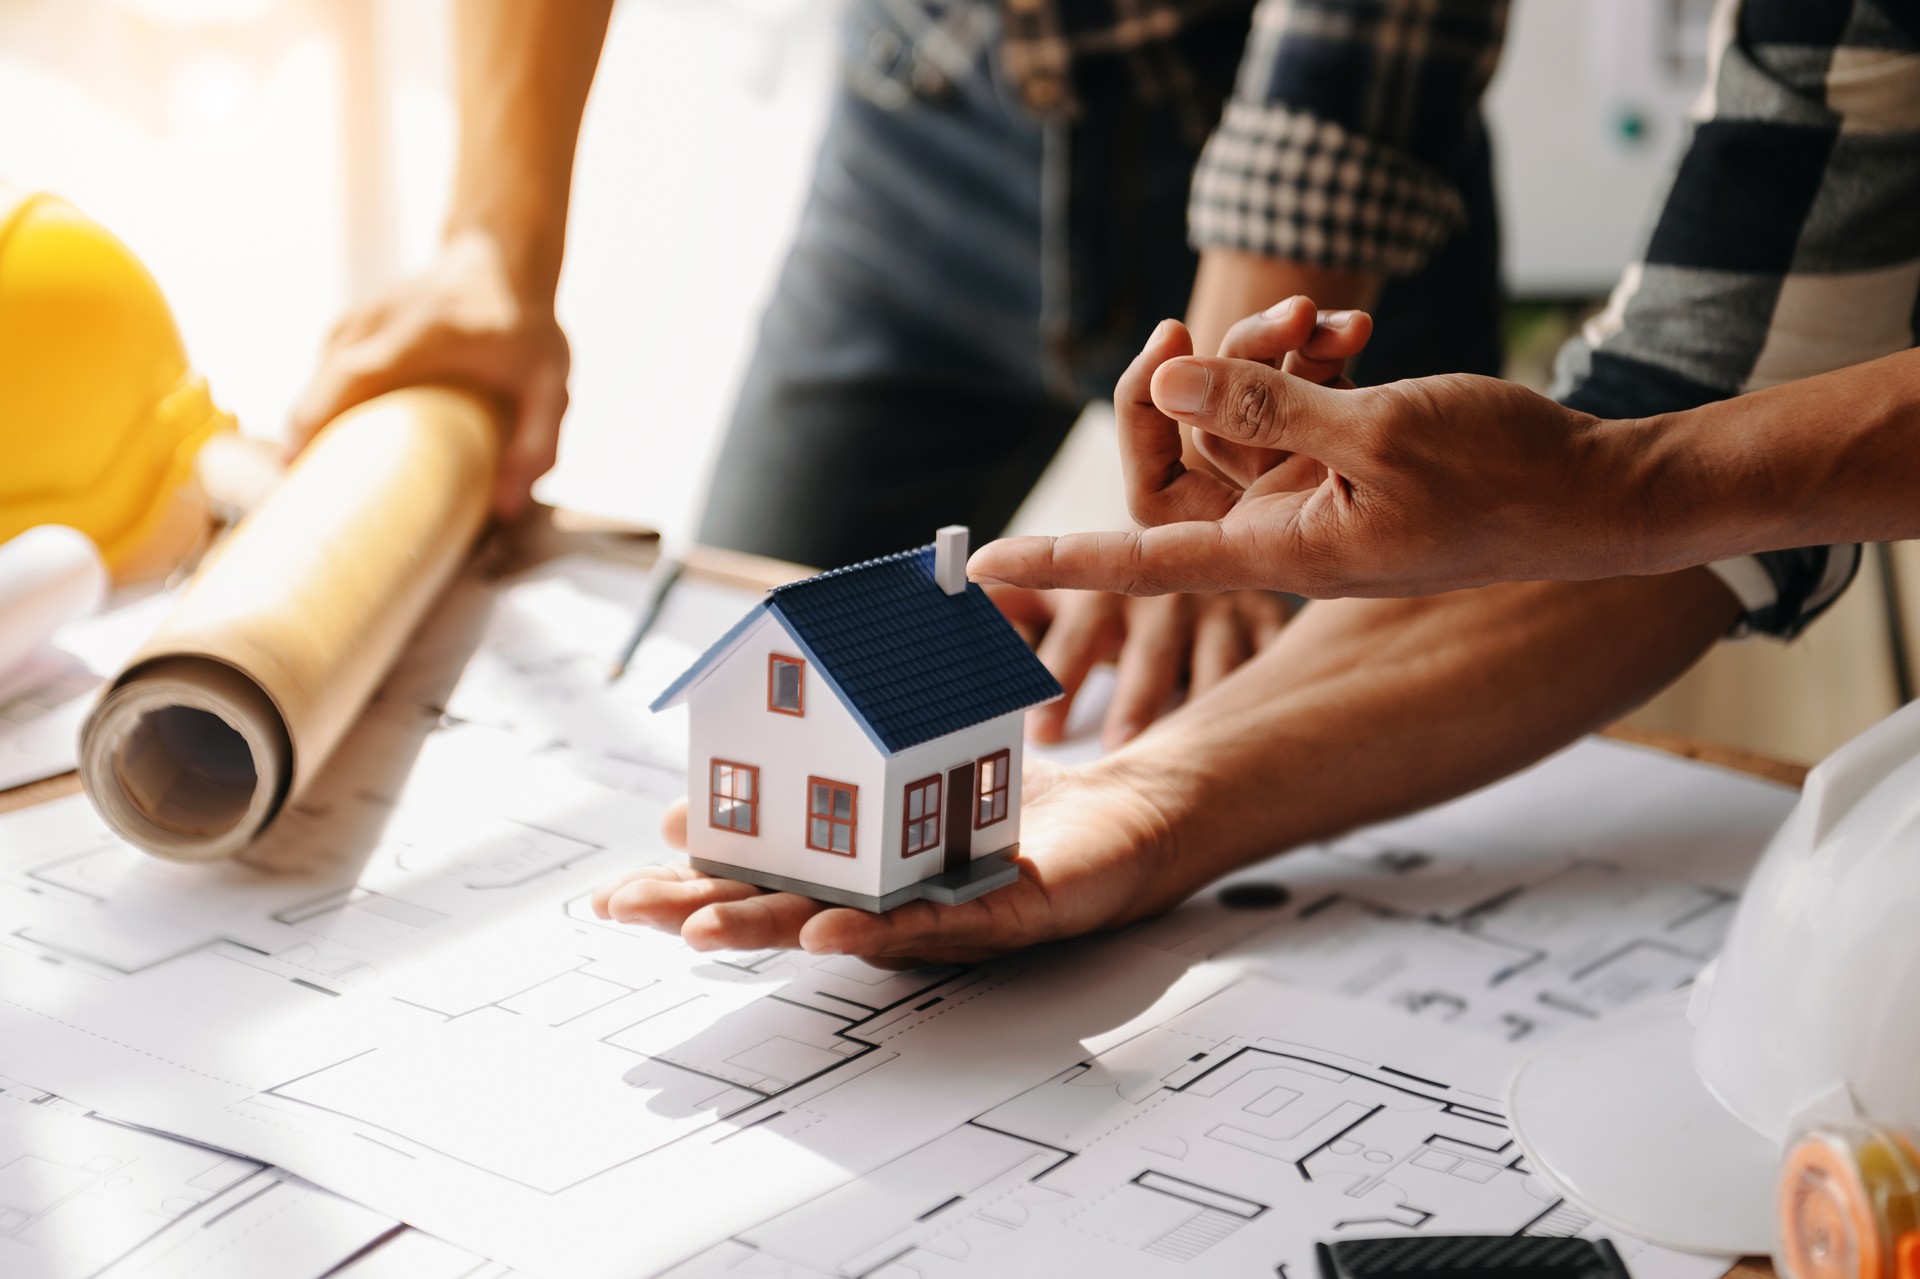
0, 187, 234, 569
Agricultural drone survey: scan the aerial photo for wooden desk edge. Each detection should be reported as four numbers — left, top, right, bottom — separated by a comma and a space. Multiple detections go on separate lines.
1600, 724, 1809, 790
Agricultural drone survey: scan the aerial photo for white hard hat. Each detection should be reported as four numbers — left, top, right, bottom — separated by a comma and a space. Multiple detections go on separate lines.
1505, 698, 1920, 1256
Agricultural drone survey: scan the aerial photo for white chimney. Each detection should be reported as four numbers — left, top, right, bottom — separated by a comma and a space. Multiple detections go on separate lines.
934, 525, 969, 596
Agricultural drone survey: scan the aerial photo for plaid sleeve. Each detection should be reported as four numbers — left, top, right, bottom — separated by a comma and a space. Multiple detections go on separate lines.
1551, 0, 1920, 640
1188, 0, 1508, 274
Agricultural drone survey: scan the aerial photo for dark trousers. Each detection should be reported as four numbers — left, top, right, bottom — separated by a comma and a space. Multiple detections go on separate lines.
697, 0, 1503, 568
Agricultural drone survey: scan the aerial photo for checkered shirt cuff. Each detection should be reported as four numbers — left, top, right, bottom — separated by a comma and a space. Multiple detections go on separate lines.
1188, 101, 1466, 274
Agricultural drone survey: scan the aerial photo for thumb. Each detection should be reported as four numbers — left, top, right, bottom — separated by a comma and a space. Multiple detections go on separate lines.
493, 362, 569, 519
1149, 356, 1373, 470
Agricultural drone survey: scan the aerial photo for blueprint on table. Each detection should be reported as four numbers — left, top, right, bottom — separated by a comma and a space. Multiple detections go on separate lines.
0, 1075, 395, 1279
663, 976, 1723, 1279
0, 554, 1800, 1277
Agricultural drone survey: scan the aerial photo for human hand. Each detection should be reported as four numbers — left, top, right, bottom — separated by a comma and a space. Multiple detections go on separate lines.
287, 231, 570, 519
986, 584, 1288, 750
971, 299, 1360, 747
1180, 295, 1374, 494
970, 315, 1628, 599
590, 756, 1211, 965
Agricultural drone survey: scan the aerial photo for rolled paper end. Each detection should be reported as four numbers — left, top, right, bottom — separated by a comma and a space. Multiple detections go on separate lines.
80, 655, 293, 862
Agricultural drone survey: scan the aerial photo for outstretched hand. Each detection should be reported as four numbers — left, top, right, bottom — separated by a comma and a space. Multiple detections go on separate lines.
591, 758, 1211, 966
969, 310, 1630, 599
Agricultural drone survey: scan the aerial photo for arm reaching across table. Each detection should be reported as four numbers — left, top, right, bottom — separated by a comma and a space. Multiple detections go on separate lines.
968, 338, 1920, 602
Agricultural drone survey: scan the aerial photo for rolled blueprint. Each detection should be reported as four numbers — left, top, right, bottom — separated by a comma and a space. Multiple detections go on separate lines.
80, 387, 498, 861
0, 525, 108, 680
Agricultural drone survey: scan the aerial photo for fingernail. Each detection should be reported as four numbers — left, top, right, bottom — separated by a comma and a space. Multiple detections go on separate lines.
1263, 295, 1306, 320
1150, 317, 1175, 342
1104, 722, 1141, 750
1319, 310, 1357, 330
1155, 360, 1210, 414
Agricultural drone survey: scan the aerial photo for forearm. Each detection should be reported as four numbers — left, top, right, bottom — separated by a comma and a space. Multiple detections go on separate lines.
445, 0, 615, 300
1106, 568, 1739, 879
1629, 348, 1920, 565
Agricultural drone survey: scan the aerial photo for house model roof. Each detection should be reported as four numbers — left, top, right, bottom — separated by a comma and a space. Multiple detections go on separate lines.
651, 543, 1063, 754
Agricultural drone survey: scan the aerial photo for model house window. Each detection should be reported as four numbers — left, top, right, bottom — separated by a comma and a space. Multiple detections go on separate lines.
807, 777, 857, 855
975, 750, 1010, 828
902, 775, 942, 855
768, 655, 805, 715
709, 760, 759, 835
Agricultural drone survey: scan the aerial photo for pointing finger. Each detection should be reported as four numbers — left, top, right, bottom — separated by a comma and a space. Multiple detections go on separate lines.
970, 522, 1289, 596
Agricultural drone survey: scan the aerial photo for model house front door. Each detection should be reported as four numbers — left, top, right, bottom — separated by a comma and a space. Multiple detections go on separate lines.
943, 762, 974, 874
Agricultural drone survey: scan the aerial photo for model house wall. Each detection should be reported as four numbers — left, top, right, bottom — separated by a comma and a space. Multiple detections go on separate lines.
657, 531, 1062, 911
681, 615, 1028, 901
874, 711, 1024, 898
682, 613, 886, 900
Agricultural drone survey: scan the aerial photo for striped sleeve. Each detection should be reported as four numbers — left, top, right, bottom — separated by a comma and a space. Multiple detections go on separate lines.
1552, 0, 1920, 638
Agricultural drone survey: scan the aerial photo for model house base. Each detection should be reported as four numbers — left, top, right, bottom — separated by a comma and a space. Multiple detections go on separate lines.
651, 526, 1062, 914
690, 847, 1019, 912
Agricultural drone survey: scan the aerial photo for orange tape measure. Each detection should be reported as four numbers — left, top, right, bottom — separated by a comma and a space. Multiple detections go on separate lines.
1778, 1123, 1920, 1279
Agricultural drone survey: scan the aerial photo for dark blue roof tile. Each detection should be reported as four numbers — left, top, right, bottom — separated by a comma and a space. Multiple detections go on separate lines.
653, 544, 1061, 754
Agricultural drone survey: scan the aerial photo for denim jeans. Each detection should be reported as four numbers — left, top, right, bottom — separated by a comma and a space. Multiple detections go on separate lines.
696, 0, 1503, 568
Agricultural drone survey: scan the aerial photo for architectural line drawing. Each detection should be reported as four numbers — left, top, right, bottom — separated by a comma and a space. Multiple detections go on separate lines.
0, 553, 1799, 1279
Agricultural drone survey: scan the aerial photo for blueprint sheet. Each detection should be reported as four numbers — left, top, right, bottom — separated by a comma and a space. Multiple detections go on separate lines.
662, 976, 1724, 1279
0, 1076, 396, 1279
0, 554, 1799, 1277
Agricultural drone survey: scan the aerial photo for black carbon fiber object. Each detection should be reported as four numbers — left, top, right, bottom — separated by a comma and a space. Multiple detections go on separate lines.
1316, 1236, 1633, 1279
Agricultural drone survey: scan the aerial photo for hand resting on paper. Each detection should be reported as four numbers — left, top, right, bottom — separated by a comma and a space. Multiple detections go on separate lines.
591, 757, 1208, 965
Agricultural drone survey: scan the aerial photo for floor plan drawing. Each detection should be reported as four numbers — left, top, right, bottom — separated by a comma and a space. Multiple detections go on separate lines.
1099, 738, 1797, 1046
1214, 851, 1744, 1043
430, 557, 753, 800
0, 552, 1801, 1279
0, 730, 1194, 1278
661, 976, 1727, 1279
0, 1080, 396, 1279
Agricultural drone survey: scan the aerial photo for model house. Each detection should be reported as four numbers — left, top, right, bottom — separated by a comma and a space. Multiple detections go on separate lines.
651, 527, 1062, 912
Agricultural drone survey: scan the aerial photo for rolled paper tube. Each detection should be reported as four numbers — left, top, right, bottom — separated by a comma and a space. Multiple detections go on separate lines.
1777, 1123, 1920, 1279
80, 387, 499, 861
0, 525, 108, 679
